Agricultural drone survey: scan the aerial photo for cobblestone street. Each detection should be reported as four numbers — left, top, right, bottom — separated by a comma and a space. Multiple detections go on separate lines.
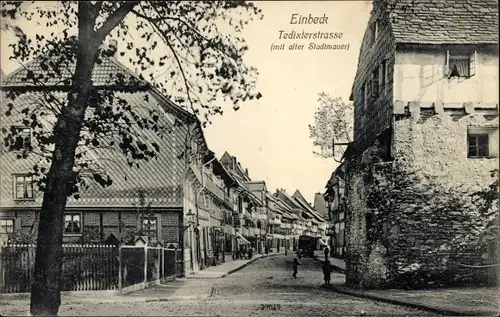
1, 255, 438, 316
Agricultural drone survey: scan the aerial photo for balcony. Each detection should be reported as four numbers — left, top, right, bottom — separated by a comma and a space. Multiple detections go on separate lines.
203, 170, 225, 199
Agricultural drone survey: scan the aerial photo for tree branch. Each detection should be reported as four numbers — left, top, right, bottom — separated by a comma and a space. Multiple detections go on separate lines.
95, 1, 139, 41
139, 9, 198, 114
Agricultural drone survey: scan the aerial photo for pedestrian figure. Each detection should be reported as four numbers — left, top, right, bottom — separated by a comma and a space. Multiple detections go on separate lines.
324, 246, 329, 260
322, 260, 333, 285
292, 256, 300, 279
296, 249, 302, 259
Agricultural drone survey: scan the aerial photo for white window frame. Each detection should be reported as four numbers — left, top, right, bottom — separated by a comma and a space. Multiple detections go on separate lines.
0, 219, 15, 234
142, 217, 158, 241
64, 213, 83, 236
13, 174, 34, 200
445, 50, 477, 78
467, 127, 498, 158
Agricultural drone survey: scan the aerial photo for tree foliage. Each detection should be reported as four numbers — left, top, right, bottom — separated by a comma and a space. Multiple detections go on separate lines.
309, 92, 353, 161
1, 1, 263, 198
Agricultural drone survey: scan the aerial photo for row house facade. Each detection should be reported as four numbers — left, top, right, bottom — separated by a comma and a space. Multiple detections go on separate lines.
0, 51, 201, 273
342, 0, 498, 288
313, 193, 333, 253
265, 192, 296, 252
220, 152, 267, 254
275, 189, 328, 250
0, 46, 332, 278
324, 162, 348, 258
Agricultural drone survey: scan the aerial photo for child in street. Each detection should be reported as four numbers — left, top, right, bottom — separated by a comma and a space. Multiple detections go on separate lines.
292, 256, 300, 279
322, 259, 332, 285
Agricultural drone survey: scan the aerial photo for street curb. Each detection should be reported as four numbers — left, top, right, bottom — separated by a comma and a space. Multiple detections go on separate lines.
323, 285, 496, 316
313, 256, 346, 274
221, 253, 281, 278
312, 256, 494, 316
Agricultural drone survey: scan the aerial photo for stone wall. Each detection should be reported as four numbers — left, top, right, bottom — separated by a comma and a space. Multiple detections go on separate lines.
345, 113, 499, 289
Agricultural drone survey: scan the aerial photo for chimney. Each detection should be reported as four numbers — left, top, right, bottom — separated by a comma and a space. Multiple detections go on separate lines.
245, 168, 248, 176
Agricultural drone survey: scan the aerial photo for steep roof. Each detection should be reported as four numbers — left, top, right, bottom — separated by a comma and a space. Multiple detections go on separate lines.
292, 190, 324, 221
386, 0, 498, 44
0, 53, 206, 208
231, 174, 262, 206
313, 193, 328, 218
245, 181, 267, 202
2, 54, 145, 87
245, 181, 266, 192
276, 190, 303, 210
220, 151, 250, 181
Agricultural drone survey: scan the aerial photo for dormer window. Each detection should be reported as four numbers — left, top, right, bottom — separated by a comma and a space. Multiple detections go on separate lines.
14, 174, 34, 199
14, 127, 32, 149
446, 50, 477, 78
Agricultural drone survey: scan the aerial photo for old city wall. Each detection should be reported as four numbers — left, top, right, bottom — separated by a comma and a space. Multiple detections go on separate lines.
346, 113, 499, 289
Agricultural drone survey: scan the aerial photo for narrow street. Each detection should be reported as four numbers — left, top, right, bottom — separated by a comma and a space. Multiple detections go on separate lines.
1, 255, 438, 316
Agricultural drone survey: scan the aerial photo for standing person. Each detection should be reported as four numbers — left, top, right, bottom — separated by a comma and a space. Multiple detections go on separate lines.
322, 260, 332, 285
324, 245, 329, 260
292, 256, 300, 279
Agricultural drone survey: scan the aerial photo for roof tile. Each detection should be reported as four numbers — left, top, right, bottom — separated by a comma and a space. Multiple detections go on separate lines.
387, 0, 498, 44
0, 55, 193, 209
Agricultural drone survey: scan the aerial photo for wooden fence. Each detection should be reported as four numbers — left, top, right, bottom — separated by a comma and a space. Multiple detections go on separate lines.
0, 244, 182, 294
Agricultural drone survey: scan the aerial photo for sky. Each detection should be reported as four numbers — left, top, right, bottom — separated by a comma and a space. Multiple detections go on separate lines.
0, 1, 372, 203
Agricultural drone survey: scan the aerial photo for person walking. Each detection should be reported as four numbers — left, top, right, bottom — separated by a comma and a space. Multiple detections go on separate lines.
322, 259, 333, 285
292, 256, 300, 279
324, 245, 329, 260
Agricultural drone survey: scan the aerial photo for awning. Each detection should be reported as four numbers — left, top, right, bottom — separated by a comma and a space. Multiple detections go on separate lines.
318, 239, 327, 246
236, 232, 251, 246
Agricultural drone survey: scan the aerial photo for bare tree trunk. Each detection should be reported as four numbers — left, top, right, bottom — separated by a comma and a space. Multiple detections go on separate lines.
30, 5, 99, 315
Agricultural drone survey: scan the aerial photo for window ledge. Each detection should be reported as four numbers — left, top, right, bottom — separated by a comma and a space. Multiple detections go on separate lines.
14, 198, 36, 202
468, 157, 498, 159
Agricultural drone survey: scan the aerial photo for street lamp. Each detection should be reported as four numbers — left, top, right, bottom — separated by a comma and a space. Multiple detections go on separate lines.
186, 209, 196, 228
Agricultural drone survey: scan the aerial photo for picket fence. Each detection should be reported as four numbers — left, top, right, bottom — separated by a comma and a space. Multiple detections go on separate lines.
0, 244, 182, 294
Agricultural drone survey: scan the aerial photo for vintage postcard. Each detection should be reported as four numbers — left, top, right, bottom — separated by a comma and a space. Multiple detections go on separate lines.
0, 1, 498, 316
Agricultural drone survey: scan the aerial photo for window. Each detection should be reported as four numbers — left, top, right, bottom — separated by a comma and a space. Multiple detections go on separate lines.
0, 219, 15, 233
361, 84, 367, 110
14, 127, 32, 149
64, 213, 82, 234
371, 68, 379, 98
365, 79, 372, 103
238, 197, 243, 213
468, 134, 489, 158
446, 50, 477, 78
142, 217, 158, 241
468, 127, 499, 158
380, 61, 387, 93
370, 20, 378, 46
14, 175, 34, 199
